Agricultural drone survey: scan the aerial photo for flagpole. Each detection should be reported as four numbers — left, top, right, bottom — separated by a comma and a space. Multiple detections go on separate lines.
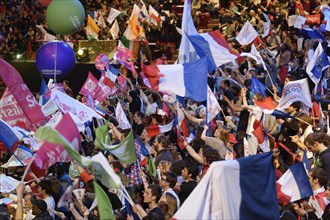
21, 154, 36, 181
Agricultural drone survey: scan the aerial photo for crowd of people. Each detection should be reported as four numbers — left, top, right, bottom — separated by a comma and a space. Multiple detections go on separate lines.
1, 0, 330, 219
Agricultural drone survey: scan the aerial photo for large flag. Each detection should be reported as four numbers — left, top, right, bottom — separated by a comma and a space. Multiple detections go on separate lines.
0, 59, 46, 130
251, 76, 266, 97
0, 174, 21, 193
306, 42, 330, 85
277, 162, 313, 205
173, 152, 279, 219
0, 119, 23, 151
50, 89, 102, 124
142, 57, 208, 102
93, 181, 115, 220
96, 129, 137, 165
110, 19, 119, 39
277, 78, 312, 110
300, 28, 327, 43
0, 89, 32, 129
236, 21, 259, 46
107, 8, 122, 24
207, 86, 221, 123
262, 13, 271, 38
115, 102, 131, 130
33, 113, 81, 169
177, 0, 198, 64
188, 30, 239, 72
146, 121, 174, 138
35, 125, 122, 189
86, 15, 100, 39
2, 145, 33, 168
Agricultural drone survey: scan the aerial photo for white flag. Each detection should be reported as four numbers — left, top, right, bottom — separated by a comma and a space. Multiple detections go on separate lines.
1, 145, 33, 168
207, 86, 221, 123
278, 78, 312, 110
50, 89, 102, 124
240, 44, 267, 70
236, 21, 258, 46
107, 8, 121, 24
0, 174, 21, 192
115, 102, 131, 130
110, 19, 119, 39
97, 11, 107, 28
148, 5, 160, 26
262, 13, 271, 38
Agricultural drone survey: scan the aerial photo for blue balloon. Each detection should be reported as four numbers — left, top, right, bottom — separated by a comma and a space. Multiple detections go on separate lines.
36, 41, 76, 79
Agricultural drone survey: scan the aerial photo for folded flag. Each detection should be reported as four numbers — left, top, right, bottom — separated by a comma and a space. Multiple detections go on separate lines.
278, 78, 312, 110
188, 30, 239, 72
173, 152, 279, 219
251, 76, 266, 97
115, 102, 131, 130
0, 174, 21, 193
0, 119, 23, 151
277, 162, 313, 205
306, 42, 330, 85
142, 57, 208, 102
146, 121, 174, 138
236, 21, 259, 46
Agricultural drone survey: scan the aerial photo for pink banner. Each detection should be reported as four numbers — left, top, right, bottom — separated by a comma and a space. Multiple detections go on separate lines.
0, 59, 47, 130
0, 89, 32, 130
79, 72, 100, 98
95, 73, 117, 102
33, 113, 81, 169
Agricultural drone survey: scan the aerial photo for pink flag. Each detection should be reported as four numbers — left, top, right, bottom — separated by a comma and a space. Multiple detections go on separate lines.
79, 72, 101, 98
0, 88, 32, 130
33, 113, 81, 169
115, 46, 137, 75
0, 59, 47, 130
95, 73, 117, 102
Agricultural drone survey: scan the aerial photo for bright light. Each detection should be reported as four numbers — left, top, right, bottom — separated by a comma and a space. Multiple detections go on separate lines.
77, 48, 84, 56
16, 54, 22, 59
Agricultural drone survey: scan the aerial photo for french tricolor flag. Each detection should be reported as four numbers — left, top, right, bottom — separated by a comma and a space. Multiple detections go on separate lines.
277, 162, 313, 205
142, 57, 208, 102
188, 30, 239, 72
173, 152, 279, 219
146, 121, 174, 138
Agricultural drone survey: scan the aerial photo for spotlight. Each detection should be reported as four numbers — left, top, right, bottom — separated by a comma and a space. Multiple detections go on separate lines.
16, 54, 22, 59
76, 47, 90, 62
77, 48, 84, 56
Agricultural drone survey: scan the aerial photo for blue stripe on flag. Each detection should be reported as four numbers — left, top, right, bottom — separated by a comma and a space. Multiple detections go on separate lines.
290, 163, 313, 199
0, 120, 19, 150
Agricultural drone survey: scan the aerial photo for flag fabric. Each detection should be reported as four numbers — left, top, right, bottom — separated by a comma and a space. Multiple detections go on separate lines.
306, 14, 321, 24
320, 5, 330, 31
240, 44, 267, 70
86, 91, 95, 110
50, 89, 102, 124
115, 46, 137, 75
86, 15, 100, 39
262, 109, 295, 119
41, 99, 59, 117
0, 174, 21, 193
300, 28, 327, 43
2, 145, 33, 168
96, 73, 117, 102
188, 30, 239, 72
127, 4, 143, 38
96, 129, 137, 165
39, 78, 49, 106
110, 19, 119, 39
251, 76, 266, 97
148, 5, 161, 25
277, 162, 313, 205
139, 0, 149, 22
142, 57, 208, 102
302, 150, 311, 171
262, 13, 271, 38
33, 113, 81, 169
105, 65, 119, 82
277, 78, 312, 110
236, 21, 259, 46
148, 155, 157, 177
0, 119, 23, 150
146, 121, 174, 138
93, 181, 115, 220
107, 8, 122, 24
207, 86, 221, 123
0, 59, 47, 130
115, 102, 131, 130
79, 72, 100, 98
173, 152, 279, 219
0, 88, 32, 129
306, 42, 330, 85
177, 0, 199, 63
294, 16, 306, 29
96, 11, 107, 28
254, 96, 277, 110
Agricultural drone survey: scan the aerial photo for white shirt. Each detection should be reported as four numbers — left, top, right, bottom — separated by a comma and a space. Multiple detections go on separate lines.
43, 196, 55, 219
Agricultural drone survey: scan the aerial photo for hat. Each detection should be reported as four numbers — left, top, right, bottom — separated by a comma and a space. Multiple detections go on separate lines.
229, 133, 237, 144
32, 199, 48, 212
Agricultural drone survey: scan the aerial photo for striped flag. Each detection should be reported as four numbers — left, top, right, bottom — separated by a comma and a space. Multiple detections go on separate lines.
86, 15, 100, 39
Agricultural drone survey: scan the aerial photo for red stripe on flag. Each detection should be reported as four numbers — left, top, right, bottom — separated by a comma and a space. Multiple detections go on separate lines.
208, 30, 240, 58
142, 64, 163, 91
276, 182, 291, 206
146, 124, 160, 138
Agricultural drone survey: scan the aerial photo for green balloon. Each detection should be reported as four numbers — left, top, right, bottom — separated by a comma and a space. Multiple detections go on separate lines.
46, 0, 85, 35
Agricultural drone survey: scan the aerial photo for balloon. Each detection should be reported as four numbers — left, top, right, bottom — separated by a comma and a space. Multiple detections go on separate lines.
46, 0, 85, 35
37, 0, 52, 7
36, 41, 76, 79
